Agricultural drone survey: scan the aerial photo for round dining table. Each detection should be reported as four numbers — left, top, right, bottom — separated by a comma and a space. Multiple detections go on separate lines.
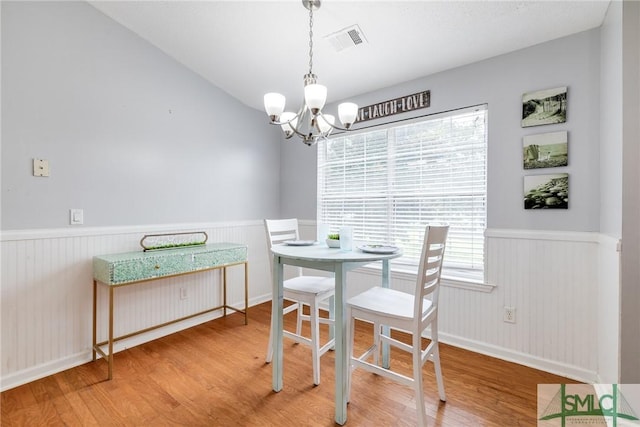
269, 243, 402, 425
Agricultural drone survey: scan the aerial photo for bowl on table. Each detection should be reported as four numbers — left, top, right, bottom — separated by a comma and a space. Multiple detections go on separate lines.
326, 238, 340, 248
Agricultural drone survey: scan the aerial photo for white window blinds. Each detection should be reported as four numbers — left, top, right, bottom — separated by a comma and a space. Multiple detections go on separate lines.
317, 105, 487, 277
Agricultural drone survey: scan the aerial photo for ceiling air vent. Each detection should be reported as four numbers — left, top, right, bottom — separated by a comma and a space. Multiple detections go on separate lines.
325, 25, 367, 53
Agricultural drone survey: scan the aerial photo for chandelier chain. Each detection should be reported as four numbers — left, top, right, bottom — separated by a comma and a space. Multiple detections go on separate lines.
308, 6, 314, 74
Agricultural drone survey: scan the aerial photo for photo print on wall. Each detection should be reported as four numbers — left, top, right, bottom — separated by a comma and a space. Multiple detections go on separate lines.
524, 173, 569, 209
523, 131, 568, 169
522, 86, 567, 127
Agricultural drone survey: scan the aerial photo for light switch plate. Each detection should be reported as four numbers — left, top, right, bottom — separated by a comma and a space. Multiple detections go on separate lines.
70, 209, 83, 225
33, 159, 50, 177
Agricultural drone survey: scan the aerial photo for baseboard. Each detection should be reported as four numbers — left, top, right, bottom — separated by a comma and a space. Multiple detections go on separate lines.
0, 351, 93, 392
2, 296, 597, 392
438, 332, 598, 383
352, 316, 599, 383
0, 293, 272, 392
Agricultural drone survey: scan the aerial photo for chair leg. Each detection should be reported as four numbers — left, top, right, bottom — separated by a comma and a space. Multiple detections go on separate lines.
433, 345, 446, 402
296, 302, 304, 336
346, 306, 354, 402
373, 321, 381, 366
266, 311, 274, 363
432, 322, 446, 402
329, 295, 335, 350
413, 333, 427, 427
310, 300, 321, 386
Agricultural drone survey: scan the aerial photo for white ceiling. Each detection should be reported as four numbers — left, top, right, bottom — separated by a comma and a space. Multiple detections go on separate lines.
89, 0, 611, 112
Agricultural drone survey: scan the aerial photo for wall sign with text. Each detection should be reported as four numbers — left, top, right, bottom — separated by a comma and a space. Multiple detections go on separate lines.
356, 90, 430, 123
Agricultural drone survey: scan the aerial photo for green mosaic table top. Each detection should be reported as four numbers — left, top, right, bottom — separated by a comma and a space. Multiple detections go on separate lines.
93, 242, 247, 285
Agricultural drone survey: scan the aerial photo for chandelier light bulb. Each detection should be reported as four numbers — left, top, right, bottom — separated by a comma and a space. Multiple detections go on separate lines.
264, 93, 286, 120
304, 84, 327, 115
338, 102, 359, 128
280, 111, 298, 137
317, 114, 335, 133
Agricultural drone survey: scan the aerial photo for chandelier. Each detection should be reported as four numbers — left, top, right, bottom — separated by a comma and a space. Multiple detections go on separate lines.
263, 0, 358, 146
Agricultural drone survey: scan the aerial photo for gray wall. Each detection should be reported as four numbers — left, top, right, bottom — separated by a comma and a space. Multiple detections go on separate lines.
1, 1, 282, 230
620, 0, 640, 384
281, 29, 602, 232
598, 0, 640, 384
599, 1, 623, 237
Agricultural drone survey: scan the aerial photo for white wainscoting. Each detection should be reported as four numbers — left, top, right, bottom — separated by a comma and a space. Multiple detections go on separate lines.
596, 233, 622, 383
1, 223, 615, 391
0, 221, 275, 391
301, 227, 605, 383
449, 229, 600, 381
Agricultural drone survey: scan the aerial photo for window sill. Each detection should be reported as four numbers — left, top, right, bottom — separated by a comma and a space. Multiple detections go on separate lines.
355, 263, 496, 293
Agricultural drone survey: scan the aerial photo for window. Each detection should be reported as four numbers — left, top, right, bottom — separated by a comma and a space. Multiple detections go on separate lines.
317, 105, 487, 280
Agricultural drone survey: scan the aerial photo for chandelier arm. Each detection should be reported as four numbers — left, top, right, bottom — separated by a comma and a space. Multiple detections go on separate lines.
268, 108, 304, 127
269, 104, 316, 140
315, 111, 351, 132
268, 120, 313, 141
270, 108, 351, 138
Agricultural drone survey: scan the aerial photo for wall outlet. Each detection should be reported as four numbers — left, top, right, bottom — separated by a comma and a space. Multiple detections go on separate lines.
503, 306, 516, 323
180, 287, 187, 300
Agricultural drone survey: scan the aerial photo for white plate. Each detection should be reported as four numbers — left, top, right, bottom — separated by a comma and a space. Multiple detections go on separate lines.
284, 240, 316, 246
358, 245, 399, 254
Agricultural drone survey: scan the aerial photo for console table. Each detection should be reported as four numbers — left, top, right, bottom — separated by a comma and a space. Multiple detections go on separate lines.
92, 242, 248, 380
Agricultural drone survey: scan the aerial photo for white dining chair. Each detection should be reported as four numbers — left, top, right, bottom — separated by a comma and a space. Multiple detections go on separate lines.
346, 224, 449, 427
264, 218, 335, 386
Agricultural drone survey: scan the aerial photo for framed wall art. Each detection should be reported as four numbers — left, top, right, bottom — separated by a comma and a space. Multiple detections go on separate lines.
524, 173, 568, 209
523, 131, 568, 169
521, 86, 567, 127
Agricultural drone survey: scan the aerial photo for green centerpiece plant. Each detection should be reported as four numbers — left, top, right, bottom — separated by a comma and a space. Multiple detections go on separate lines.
326, 233, 340, 248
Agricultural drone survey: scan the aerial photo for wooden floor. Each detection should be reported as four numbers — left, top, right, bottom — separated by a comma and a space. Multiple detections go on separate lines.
1, 301, 576, 426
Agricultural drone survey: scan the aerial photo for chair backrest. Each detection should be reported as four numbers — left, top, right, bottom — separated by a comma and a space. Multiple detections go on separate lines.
264, 218, 301, 276
264, 218, 300, 247
414, 224, 449, 322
